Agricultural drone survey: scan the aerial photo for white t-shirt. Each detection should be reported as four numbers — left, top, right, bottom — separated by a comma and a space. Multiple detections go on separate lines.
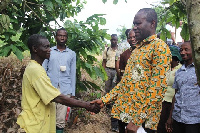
175, 27, 182, 44
166, 24, 175, 45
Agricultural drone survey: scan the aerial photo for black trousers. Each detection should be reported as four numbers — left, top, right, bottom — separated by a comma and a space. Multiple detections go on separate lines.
172, 119, 200, 133
118, 120, 156, 133
157, 101, 172, 133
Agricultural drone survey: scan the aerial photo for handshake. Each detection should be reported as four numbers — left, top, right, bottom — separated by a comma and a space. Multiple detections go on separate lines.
85, 99, 104, 114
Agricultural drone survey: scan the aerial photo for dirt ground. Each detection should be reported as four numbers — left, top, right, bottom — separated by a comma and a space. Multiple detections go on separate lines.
65, 107, 116, 133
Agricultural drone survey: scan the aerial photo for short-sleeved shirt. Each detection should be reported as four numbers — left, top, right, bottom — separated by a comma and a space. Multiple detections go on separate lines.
102, 47, 117, 68
172, 63, 200, 124
101, 35, 171, 130
17, 60, 61, 133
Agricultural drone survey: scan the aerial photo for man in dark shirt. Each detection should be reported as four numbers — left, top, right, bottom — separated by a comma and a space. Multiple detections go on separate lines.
118, 30, 137, 82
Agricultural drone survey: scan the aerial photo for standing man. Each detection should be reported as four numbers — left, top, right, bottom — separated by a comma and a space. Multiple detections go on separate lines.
102, 34, 118, 93
166, 41, 200, 133
92, 8, 171, 133
118, 29, 137, 82
17, 34, 100, 133
43, 28, 76, 133
102, 34, 119, 132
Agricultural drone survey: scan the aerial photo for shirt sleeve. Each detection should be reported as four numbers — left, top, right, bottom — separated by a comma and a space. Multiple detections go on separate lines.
71, 52, 76, 96
172, 71, 178, 89
115, 50, 122, 61
102, 48, 107, 60
33, 71, 61, 105
101, 83, 121, 104
132, 41, 171, 125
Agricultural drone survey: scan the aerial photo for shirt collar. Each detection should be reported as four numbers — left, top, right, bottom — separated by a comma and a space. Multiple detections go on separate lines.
180, 63, 195, 71
53, 46, 68, 52
136, 34, 157, 48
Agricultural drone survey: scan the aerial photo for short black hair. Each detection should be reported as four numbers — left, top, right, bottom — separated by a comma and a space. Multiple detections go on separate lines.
125, 29, 131, 38
111, 34, 117, 38
56, 27, 67, 36
138, 8, 157, 29
27, 34, 47, 54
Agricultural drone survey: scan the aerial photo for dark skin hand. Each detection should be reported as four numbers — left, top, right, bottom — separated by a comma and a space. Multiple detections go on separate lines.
165, 116, 173, 133
125, 121, 139, 133
165, 90, 177, 132
53, 94, 101, 114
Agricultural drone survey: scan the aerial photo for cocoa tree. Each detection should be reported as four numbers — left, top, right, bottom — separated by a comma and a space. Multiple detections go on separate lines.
0, 0, 110, 91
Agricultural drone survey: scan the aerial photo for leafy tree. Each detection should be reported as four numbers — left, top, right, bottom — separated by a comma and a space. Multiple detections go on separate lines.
0, 0, 86, 60
153, 0, 189, 42
153, 0, 200, 85
116, 25, 128, 42
0, 0, 110, 91
63, 15, 109, 91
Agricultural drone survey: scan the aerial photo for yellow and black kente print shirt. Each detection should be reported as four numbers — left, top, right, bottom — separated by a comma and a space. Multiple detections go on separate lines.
101, 34, 171, 130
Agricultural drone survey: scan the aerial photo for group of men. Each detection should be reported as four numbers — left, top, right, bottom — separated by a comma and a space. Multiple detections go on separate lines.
17, 7, 200, 133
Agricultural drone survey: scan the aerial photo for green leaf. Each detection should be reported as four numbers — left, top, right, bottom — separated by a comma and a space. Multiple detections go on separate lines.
102, 0, 107, 4
0, 45, 12, 56
76, 0, 80, 5
11, 45, 24, 60
99, 17, 106, 25
169, 0, 175, 5
180, 23, 190, 41
87, 81, 101, 90
55, 0, 62, 5
44, 1, 53, 11
113, 0, 118, 4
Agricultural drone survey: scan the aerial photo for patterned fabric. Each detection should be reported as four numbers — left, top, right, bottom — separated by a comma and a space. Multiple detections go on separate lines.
101, 35, 171, 130
172, 63, 200, 124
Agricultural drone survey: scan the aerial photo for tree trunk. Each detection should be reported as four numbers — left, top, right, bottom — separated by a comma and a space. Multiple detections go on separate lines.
186, 0, 200, 86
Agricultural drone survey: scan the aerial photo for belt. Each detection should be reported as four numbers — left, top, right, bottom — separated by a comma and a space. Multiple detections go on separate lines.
106, 67, 115, 70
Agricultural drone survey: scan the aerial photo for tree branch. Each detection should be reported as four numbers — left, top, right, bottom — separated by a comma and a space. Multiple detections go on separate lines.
24, 0, 54, 33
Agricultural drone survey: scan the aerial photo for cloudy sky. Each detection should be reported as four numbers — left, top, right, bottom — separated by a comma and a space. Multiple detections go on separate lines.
51, 0, 161, 35
72, 0, 161, 35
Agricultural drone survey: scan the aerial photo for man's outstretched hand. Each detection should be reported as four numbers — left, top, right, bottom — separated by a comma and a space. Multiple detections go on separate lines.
90, 99, 104, 108
126, 121, 140, 133
85, 102, 101, 114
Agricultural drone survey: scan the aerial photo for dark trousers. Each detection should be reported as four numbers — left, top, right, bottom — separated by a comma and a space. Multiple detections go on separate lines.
105, 68, 116, 93
157, 101, 172, 133
172, 120, 200, 133
106, 104, 118, 129
118, 120, 156, 133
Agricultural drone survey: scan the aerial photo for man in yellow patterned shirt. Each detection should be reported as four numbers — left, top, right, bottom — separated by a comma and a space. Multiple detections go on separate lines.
92, 8, 171, 133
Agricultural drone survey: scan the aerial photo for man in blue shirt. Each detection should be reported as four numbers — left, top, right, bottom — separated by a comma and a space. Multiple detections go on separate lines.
43, 28, 76, 133
166, 41, 200, 133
